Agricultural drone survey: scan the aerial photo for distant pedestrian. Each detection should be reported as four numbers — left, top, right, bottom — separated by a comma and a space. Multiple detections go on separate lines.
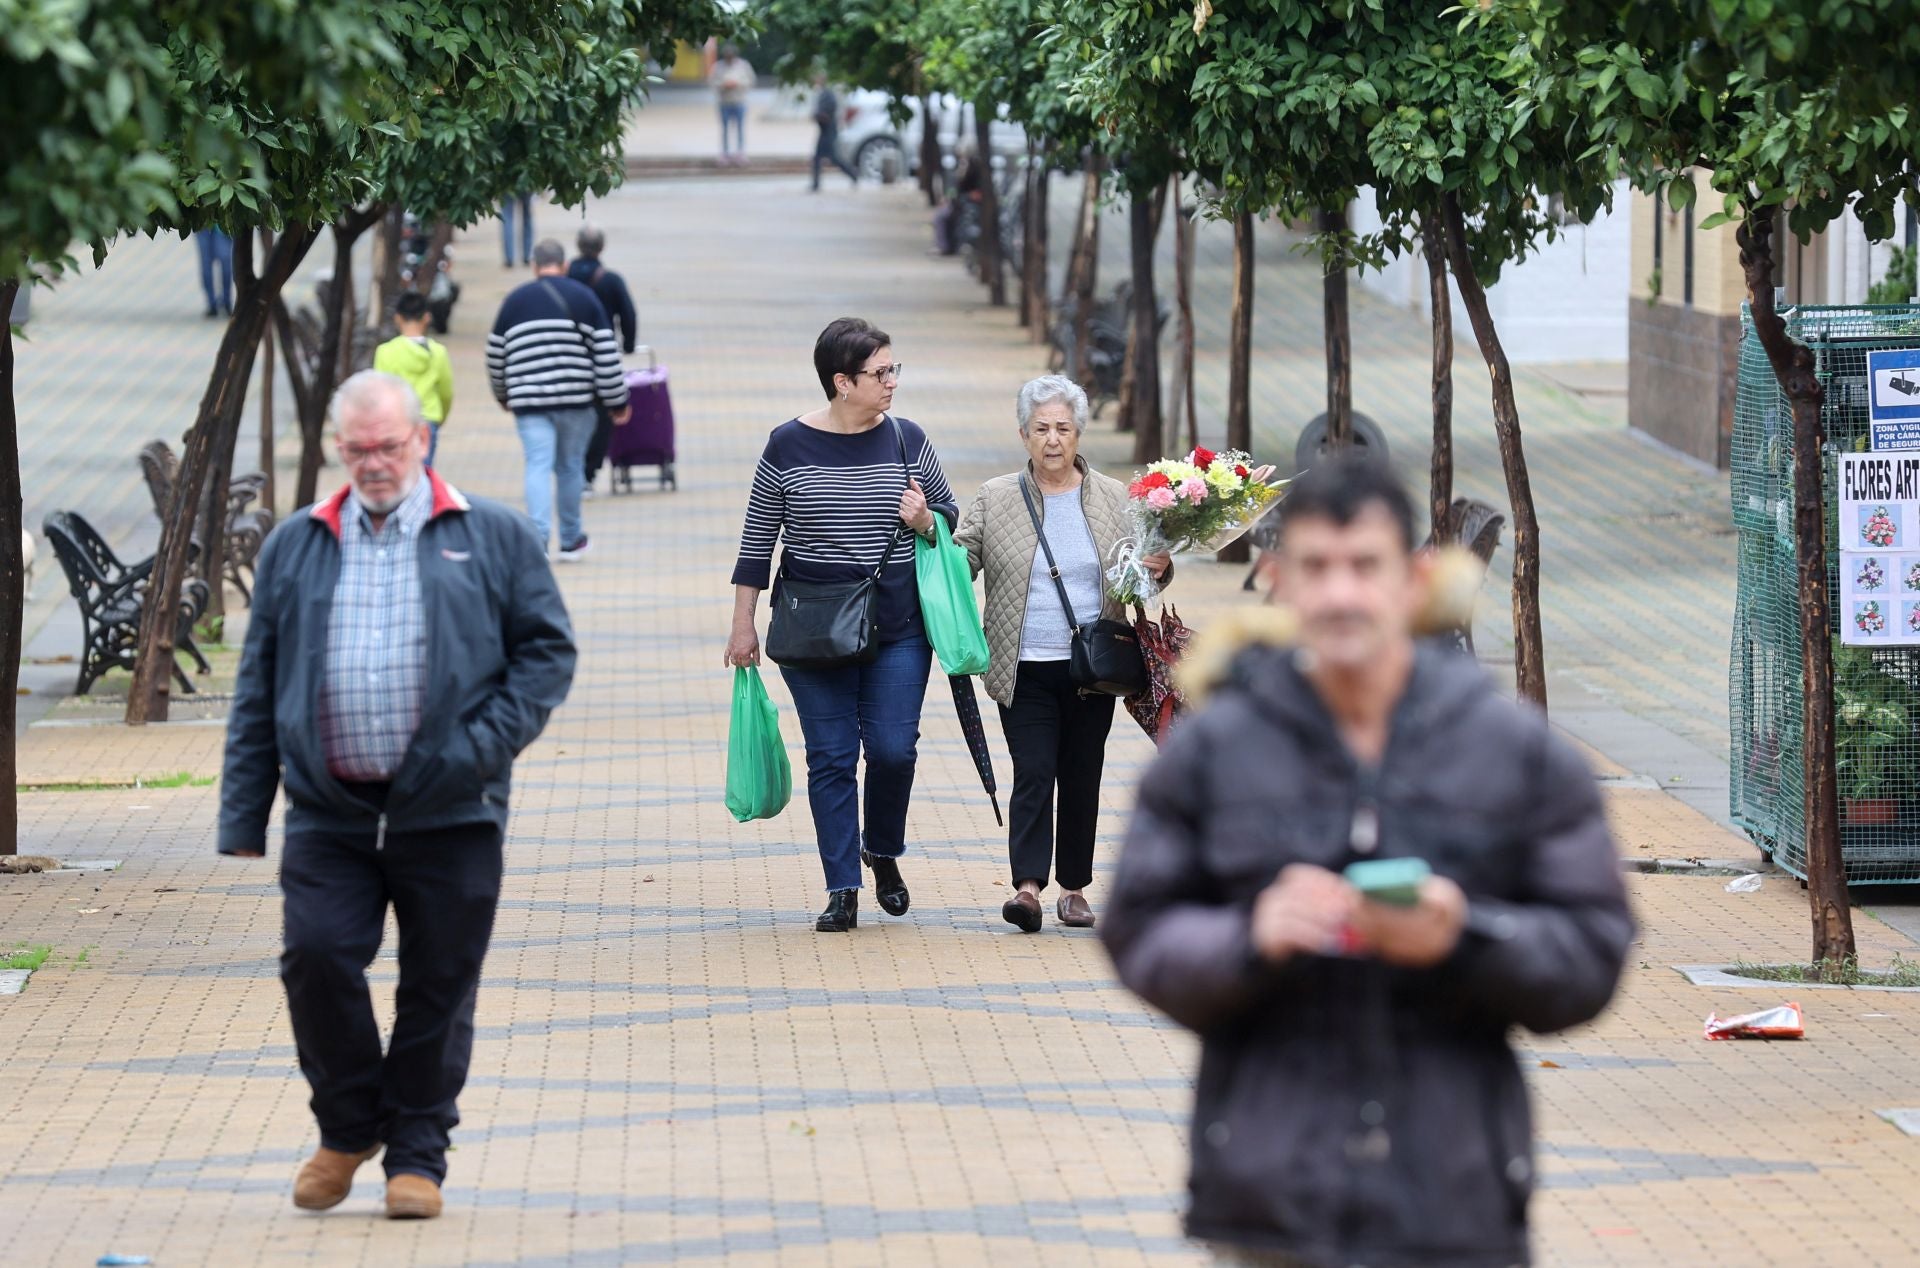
725, 318, 957, 933
714, 44, 755, 165
568, 224, 640, 492
373, 292, 454, 467
1102, 453, 1633, 1267
810, 74, 859, 191
500, 192, 535, 268
486, 239, 631, 559
219, 369, 577, 1221
955, 376, 1170, 934
194, 228, 233, 317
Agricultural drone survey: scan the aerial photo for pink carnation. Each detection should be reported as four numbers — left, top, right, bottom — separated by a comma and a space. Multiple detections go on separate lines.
1146, 486, 1177, 511
1180, 477, 1208, 503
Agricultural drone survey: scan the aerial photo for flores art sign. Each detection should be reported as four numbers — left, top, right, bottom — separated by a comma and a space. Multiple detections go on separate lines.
1839, 452, 1920, 644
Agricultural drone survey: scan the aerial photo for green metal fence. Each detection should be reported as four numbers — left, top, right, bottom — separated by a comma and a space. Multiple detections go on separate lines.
1730, 303, 1920, 882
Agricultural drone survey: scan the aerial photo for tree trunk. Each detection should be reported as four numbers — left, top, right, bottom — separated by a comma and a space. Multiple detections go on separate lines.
1217, 211, 1257, 564
1736, 218, 1856, 969
1024, 142, 1052, 342
975, 103, 1005, 307
1017, 140, 1036, 328
1421, 213, 1455, 543
919, 95, 943, 208
126, 223, 319, 724
1127, 180, 1168, 466
1320, 204, 1353, 448
1179, 198, 1202, 453
0, 279, 20, 853
1165, 176, 1194, 453
1069, 158, 1103, 385
258, 232, 277, 516
374, 206, 406, 320
294, 210, 381, 507
1439, 194, 1545, 710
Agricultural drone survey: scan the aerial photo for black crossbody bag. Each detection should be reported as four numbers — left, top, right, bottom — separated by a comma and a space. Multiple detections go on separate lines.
765, 418, 912, 670
1018, 476, 1147, 697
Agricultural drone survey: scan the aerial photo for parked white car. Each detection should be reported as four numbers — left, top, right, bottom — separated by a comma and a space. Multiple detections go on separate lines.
832, 91, 1027, 182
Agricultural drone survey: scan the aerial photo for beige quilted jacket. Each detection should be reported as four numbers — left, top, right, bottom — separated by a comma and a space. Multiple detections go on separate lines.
955, 457, 1165, 708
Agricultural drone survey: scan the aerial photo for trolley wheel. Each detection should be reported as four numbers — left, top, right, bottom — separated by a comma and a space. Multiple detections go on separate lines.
662, 463, 677, 490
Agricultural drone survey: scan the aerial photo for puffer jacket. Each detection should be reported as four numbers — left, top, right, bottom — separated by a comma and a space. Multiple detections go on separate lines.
954, 456, 1166, 707
1102, 611, 1633, 1267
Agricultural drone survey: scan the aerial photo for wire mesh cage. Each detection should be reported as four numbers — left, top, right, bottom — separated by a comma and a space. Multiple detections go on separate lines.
1730, 303, 1920, 883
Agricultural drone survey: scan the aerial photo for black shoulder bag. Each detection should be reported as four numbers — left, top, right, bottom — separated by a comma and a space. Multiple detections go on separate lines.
1018, 476, 1146, 697
765, 418, 913, 669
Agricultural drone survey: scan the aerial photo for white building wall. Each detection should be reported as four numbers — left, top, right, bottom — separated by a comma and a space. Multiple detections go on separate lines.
1351, 179, 1632, 364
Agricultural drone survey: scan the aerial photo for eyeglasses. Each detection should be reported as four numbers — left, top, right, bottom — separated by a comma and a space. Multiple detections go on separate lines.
339, 439, 412, 465
853, 363, 904, 384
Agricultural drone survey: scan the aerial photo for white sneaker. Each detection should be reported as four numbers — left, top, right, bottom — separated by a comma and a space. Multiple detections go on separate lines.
581, 485, 596, 500
557, 536, 592, 562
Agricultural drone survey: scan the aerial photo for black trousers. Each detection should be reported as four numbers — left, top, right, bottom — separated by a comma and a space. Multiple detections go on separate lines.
812, 129, 858, 189
583, 406, 615, 483
997, 659, 1116, 891
279, 809, 504, 1183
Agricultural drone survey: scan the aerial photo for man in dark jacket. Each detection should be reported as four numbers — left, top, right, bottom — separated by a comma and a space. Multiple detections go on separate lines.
568, 225, 639, 492
220, 370, 576, 1220
1102, 453, 1632, 1268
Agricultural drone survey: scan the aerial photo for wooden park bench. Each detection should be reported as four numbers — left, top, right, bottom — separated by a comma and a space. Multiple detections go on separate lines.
139, 440, 274, 605
41, 510, 212, 697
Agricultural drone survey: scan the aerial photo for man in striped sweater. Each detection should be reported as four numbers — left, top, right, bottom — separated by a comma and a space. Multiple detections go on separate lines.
486, 239, 631, 559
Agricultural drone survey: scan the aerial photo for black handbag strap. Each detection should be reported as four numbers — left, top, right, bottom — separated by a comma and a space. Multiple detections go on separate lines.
536, 279, 599, 365
1019, 475, 1085, 636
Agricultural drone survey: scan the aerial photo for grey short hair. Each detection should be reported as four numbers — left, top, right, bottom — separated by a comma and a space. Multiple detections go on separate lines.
1016, 375, 1090, 435
531, 237, 566, 269
331, 369, 423, 431
576, 224, 606, 258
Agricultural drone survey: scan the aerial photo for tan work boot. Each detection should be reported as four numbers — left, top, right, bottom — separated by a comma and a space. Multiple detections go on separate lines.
385, 1173, 443, 1220
292, 1145, 381, 1211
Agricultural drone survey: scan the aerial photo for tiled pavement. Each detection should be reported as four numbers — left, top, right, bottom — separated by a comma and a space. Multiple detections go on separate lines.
8, 153, 1920, 1265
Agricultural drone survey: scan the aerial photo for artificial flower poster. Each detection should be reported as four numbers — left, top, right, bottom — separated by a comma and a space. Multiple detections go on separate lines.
1839, 452, 1920, 644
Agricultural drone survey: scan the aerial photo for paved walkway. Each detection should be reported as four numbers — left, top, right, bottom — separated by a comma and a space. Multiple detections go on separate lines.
7, 171, 1920, 1266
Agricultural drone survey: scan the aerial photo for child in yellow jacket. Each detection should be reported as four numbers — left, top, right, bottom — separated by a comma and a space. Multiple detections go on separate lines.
373, 291, 455, 466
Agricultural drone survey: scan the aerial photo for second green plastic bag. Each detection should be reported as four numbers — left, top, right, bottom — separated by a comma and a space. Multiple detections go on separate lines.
915, 517, 991, 676
725, 666, 792, 822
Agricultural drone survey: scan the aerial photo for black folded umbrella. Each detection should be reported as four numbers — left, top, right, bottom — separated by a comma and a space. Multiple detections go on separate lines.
947, 675, 1003, 826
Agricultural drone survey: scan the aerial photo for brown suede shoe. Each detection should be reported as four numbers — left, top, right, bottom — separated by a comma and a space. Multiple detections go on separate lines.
292, 1145, 381, 1211
1056, 893, 1096, 928
385, 1173, 443, 1220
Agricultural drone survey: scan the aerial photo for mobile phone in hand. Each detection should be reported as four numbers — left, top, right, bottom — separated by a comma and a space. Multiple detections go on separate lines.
1344, 857, 1430, 907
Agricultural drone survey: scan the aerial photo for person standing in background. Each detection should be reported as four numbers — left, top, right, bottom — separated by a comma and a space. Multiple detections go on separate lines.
194, 228, 233, 318
486, 239, 630, 560
810, 73, 859, 191
714, 44, 755, 166
373, 292, 455, 468
568, 225, 639, 493
500, 192, 534, 268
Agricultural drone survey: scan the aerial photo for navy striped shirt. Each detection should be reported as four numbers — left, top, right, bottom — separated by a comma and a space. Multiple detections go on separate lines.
486, 276, 629, 414
732, 416, 959, 642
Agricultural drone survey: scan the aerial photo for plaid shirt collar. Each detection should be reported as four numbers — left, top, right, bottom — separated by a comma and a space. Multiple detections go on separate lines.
345, 474, 433, 543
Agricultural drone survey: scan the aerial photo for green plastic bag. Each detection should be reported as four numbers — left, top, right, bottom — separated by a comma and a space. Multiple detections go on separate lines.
725, 666, 792, 822
915, 516, 991, 676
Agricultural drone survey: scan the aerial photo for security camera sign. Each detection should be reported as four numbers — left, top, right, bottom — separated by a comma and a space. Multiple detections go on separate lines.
1867, 347, 1920, 450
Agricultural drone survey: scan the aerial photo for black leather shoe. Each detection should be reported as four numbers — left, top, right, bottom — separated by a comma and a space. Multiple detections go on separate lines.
816, 889, 859, 932
862, 850, 910, 916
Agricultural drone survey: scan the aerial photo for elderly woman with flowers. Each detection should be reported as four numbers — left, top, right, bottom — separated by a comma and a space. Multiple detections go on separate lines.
954, 376, 1171, 933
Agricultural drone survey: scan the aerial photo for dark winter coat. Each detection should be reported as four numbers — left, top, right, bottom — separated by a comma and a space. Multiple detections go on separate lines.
1101, 617, 1633, 1267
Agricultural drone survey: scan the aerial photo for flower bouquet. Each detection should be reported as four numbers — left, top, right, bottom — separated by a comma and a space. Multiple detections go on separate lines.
1857, 600, 1888, 636
1107, 446, 1284, 605
1904, 560, 1920, 593
1862, 505, 1898, 549
1857, 556, 1888, 592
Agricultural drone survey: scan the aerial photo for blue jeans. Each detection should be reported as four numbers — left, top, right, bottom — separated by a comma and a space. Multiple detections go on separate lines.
195, 229, 232, 312
515, 408, 596, 548
780, 634, 933, 893
500, 192, 533, 266
719, 103, 747, 156
425, 423, 440, 469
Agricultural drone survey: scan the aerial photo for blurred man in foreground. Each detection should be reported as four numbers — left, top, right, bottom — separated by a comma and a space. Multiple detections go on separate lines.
1102, 453, 1632, 1267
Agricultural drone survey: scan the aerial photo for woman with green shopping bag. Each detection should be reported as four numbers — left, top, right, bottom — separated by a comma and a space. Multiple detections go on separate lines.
954, 376, 1171, 934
